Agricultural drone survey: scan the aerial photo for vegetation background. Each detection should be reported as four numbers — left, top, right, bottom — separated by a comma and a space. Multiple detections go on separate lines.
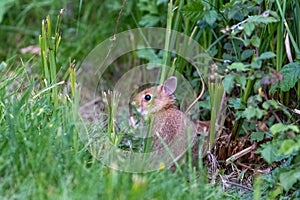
0, 0, 299, 199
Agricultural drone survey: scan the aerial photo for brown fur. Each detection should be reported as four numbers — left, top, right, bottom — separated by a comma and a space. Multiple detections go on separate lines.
132, 79, 197, 160
133, 85, 176, 115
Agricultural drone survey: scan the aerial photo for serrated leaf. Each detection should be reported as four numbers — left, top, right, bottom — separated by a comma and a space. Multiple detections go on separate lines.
228, 98, 244, 110
136, 47, 162, 65
235, 111, 244, 120
242, 106, 264, 120
181, 1, 204, 22
222, 74, 235, 93
227, 62, 248, 71
259, 52, 276, 60
272, 62, 300, 92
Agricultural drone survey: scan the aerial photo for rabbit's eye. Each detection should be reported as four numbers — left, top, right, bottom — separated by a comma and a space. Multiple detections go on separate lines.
144, 94, 151, 101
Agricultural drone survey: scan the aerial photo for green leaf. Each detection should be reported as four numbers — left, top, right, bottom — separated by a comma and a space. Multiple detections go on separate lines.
242, 22, 255, 36
244, 39, 251, 47
247, 15, 278, 24
242, 106, 264, 120
235, 76, 246, 89
157, 0, 168, 5
222, 74, 235, 93
279, 139, 297, 155
228, 98, 244, 110
262, 101, 271, 110
251, 35, 261, 47
262, 100, 274, 110
251, 132, 265, 142
259, 52, 276, 60
270, 123, 287, 134
241, 49, 254, 61
181, 1, 204, 22
279, 169, 300, 191
224, 42, 232, 50
224, 3, 244, 21
253, 94, 263, 102
222, 53, 233, 60
263, 100, 291, 118
271, 62, 300, 92
267, 99, 281, 109
260, 143, 276, 164
270, 123, 300, 134
198, 99, 210, 109
139, 15, 160, 27
251, 57, 262, 69
204, 10, 218, 26
137, 47, 161, 62
227, 62, 249, 71
268, 186, 283, 199
137, 1, 159, 14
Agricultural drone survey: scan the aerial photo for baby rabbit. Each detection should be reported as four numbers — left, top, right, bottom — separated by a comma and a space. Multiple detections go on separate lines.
131, 76, 198, 161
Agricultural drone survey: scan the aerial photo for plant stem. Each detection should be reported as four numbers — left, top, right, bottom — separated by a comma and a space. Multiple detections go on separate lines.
293, 0, 300, 104
231, 72, 256, 139
161, 0, 173, 83
208, 77, 224, 150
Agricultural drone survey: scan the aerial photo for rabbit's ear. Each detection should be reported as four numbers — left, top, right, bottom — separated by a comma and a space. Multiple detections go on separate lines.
163, 76, 177, 95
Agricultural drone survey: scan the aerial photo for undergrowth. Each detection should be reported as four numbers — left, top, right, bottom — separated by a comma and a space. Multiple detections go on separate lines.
0, 0, 299, 199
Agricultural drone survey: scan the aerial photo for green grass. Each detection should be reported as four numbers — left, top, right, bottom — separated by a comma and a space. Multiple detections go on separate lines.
1, 0, 300, 199
0, 1, 232, 199
0, 65, 230, 199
